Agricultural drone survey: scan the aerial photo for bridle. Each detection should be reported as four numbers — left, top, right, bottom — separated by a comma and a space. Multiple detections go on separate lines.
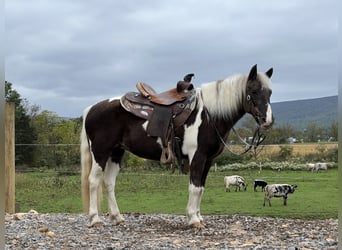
213, 120, 266, 156
246, 93, 267, 126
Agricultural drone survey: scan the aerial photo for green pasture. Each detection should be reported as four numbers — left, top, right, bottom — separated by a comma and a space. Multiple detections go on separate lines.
15, 168, 338, 219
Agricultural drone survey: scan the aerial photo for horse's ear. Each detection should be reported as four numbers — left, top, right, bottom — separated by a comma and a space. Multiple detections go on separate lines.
248, 64, 257, 81
265, 68, 273, 78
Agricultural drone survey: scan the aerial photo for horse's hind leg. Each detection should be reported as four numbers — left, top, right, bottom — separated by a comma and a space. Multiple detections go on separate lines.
104, 160, 125, 225
88, 162, 104, 227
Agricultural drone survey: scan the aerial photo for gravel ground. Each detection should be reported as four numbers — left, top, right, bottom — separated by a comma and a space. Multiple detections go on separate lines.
5, 212, 338, 249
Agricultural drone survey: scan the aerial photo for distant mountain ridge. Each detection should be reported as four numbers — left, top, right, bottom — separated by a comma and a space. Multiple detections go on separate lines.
271, 96, 337, 130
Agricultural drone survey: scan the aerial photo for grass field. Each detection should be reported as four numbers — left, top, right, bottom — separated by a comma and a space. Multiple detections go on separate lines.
15, 168, 338, 220
260, 142, 337, 156
230, 142, 338, 158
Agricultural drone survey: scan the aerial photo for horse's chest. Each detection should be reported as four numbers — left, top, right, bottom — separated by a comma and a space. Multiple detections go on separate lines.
181, 108, 203, 155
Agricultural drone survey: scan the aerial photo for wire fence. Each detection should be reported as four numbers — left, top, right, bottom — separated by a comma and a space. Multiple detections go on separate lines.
14, 143, 338, 177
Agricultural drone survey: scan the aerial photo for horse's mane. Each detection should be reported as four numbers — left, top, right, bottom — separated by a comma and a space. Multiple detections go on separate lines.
200, 73, 271, 120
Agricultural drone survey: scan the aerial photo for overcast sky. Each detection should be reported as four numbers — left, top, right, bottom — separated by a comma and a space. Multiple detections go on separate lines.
5, 0, 338, 118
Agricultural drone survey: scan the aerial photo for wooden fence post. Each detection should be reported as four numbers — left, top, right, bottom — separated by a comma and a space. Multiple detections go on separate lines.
5, 102, 15, 213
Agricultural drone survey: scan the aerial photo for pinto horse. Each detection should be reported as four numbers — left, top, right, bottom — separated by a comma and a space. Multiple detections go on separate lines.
81, 64, 274, 228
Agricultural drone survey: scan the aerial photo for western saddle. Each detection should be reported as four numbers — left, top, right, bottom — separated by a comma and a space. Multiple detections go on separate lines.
120, 74, 197, 170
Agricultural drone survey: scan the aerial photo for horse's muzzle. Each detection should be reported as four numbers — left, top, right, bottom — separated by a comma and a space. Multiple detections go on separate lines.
259, 115, 274, 131
259, 103, 273, 131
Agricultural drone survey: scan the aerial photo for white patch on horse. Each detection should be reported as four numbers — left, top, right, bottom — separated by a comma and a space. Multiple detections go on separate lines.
156, 138, 163, 148
265, 103, 273, 125
142, 121, 148, 131
187, 183, 204, 225
88, 155, 104, 226
108, 96, 122, 102
103, 160, 124, 224
182, 95, 203, 164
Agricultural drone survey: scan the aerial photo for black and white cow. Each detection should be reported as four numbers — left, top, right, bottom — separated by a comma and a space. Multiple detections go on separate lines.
254, 179, 267, 192
224, 175, 247, 192
263, 184, 297, 206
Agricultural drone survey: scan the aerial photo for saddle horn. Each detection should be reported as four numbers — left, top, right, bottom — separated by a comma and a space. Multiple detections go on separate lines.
183, 73, 195, 82
176, 73, 195, 93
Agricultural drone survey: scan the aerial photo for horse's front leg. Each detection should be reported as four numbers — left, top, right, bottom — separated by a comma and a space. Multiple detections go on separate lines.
103, 161, 125, 225
186, 183, 204, 227
88, 163, 104, 227
186, 157, 212, 228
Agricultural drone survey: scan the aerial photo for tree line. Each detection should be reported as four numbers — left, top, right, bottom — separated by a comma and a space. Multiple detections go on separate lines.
6, 81, 82, 168
5, 81, 338, 169
230, 116, 337, 145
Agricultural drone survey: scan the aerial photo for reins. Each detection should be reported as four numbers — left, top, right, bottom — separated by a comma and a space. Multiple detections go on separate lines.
228, 126, 266, 156
204, 107, 266, 156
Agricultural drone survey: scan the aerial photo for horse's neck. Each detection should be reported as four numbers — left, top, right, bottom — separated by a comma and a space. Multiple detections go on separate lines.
197, 88, 247, 134
201, 104, 246, 137
219, 110, 246, 134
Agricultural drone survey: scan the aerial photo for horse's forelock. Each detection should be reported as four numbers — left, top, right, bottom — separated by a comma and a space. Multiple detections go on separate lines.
257, 72, 272, 90
200, 74, 247, 119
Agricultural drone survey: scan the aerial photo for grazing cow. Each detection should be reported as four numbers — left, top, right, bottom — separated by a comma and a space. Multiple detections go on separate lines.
312, 162, 328, 172
306, 163, 315, 171
254, 179, 267, 192
263, 184, 297, 206
224, 175, 247, 192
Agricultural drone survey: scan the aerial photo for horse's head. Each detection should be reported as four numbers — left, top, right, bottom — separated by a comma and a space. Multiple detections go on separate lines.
244, 64, 274, 131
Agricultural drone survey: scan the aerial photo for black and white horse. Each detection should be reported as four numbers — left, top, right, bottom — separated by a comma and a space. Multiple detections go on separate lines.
81, 65, 274, 228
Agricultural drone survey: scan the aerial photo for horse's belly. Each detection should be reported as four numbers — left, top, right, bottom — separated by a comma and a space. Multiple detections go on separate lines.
124, 136, 163, 161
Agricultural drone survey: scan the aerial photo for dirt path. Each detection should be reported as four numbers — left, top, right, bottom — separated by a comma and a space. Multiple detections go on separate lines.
5, 213, 338, 249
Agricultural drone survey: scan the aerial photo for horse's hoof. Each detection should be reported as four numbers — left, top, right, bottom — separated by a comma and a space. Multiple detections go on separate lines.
110, 215, 125, 225
191, 222, 205, 228
87, 221, 104, 228
116, 220, 125, 226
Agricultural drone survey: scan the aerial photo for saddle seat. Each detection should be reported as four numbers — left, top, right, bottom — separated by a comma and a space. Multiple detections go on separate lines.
136, 81, 194, 105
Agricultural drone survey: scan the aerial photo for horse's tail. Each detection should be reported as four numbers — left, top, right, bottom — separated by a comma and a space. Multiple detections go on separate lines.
80, 106, 102, 214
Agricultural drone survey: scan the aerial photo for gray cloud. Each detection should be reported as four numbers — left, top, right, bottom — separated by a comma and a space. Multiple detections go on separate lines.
5, 0, 338, 117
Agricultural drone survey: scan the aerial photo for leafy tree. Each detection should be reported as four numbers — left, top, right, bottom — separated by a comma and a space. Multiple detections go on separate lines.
264, 123, 298, 144
304, 123, 324, 142
52, 118, 82, 166
32, 110, 63, 144
230, 116, 261, 145
241, 116, 258, 133
5, 81, 36, 165
31, 111, 82, 168
328, 121, 338, 141
278, 145, 293, 160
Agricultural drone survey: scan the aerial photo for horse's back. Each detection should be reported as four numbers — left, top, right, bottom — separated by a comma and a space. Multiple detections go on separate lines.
84, 98, 163, 162
84, 99, 125, 146
86, 99, 121, 123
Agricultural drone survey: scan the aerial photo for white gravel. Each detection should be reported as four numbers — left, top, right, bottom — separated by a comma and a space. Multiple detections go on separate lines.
5, 212, 338, 249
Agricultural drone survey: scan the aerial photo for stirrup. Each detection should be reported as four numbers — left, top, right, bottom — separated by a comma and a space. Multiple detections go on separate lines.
160, 142, 174, 164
